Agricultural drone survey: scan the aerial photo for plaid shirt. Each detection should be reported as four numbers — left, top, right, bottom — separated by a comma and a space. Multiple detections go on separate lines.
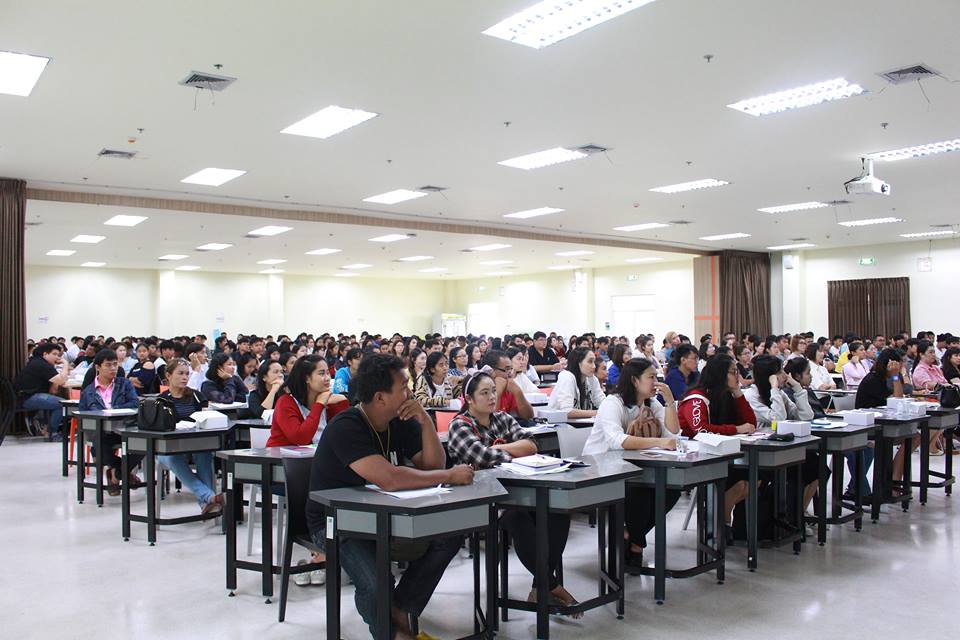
447, 411, 536, 469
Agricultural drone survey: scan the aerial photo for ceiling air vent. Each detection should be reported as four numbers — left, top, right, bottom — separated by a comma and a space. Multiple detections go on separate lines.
98, 148, 136, 159
878, 64, 943, 85
179, 71, 237, 91
930, 223, 955, 229
667, 219, 692, 225
418, 185, 447, 193
827, 199, 852, 206
789, 237, 808, 242
574, 144, 609, 155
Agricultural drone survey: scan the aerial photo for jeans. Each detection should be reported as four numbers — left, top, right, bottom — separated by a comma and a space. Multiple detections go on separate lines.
845, 447, 874, 495
157, 453, 215, 506
625, 485, 682, 548
500, 510, 570, 589
22, 393, 63, 435
311, 526, 461, 639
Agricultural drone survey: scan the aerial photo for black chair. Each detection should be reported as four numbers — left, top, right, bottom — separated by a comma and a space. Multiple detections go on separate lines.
278, 456, 326, 623
0, 376, 33, 446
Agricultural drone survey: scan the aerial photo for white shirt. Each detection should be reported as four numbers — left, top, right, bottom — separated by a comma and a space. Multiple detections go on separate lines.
742, 385, 814, 428
547, 370, 605, 414
582, 395, 676, 456
809, 361, 834, 389
514, 373, 540, 394
187, 364, 209, 391
525, 365, 540, 386
65, 343, 81, 363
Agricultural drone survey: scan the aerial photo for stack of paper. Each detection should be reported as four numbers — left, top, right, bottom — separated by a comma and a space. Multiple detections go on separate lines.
365, 485, 452, 499
499, 462, 572, 476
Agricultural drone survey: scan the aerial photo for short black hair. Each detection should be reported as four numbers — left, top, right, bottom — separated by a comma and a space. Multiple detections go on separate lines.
32, 343, 62, 358
159, 339, 176, 351
344, 347, 363, 364
533, 331, 547, 340
184, 342, 205, 357
355, 354, 406, 404
93, 348, 118, 367
482, 349, 509, 369
206, 353, 235, 383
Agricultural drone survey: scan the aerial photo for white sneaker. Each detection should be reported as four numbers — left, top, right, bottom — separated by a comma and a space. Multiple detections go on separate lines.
310, 569, 326, 585
294, 560, 311, 586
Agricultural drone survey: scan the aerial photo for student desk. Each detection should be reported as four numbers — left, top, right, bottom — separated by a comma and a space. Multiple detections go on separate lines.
734, 435, 819, 570
74, 409, 139, 506
489, 453, 641, 640
208, 401, 246, 422
622, 447, 742, 604
59, 398, 81, 477
231, 417, 270, 448
868, 413, 926, 521
117, 424, 236, 545
808, 421, 876, 544
915, 405, 958, 503
311, 471, 508, 640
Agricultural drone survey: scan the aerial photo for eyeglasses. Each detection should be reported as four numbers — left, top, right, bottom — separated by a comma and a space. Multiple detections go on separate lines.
493, 367, 514, 374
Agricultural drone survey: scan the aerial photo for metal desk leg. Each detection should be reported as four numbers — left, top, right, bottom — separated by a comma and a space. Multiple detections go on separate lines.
793, 465, 803, 554
145, 439, 157, 545
747, 451, 759, 571
597, 506, 607, 598
375, 511, 393, 640
902, 436, 913, 511
817, 444, 828, 545
326, 512, 341, 640
261, 463, 274, 601
920, 429, 930, 505
535, 487, 550, 640
61, 423, 69, 477
946, 429, 955, 497
499, 528, 509, 622
714, 479, 725, 584
76, 425, 85, 503
654, 467, 667, 604
226, 461, 237, 594
486, 504, 498, 639
122, 441, 131, 540
614, 500, 625, 619
472, 533, 481, 636
94, 422, 104, 507
854, 449, 864, 531
871, 438, 884, 522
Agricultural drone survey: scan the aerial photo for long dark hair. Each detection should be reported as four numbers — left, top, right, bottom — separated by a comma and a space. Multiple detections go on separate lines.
206, 353, 235, 386
459, 371, 495, 416
870, 347, 903, 377
752, 355, 783, 406
254, 359, 280, 401
687, 355, 737, 423
942, 347, 960, 381
448, 347, 465, 371
407, 347, 425, 383
610, 343, 629, 369
424, 351, 446, 394
565, 347, 593, 409
281, 355, 327, 407
614, 358, 654, 408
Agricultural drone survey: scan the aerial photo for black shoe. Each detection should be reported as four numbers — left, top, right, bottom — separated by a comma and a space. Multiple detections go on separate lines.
625, 548, 644, 575
725, 525, 735, 546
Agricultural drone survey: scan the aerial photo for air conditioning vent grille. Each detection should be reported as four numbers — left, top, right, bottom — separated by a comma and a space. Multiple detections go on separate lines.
98, 148, 136, 159
878, 64, 942, 85
179, 71, 237, 91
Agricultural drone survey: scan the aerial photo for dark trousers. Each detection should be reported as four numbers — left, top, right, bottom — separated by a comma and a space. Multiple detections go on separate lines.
91, 433, 144, 475
625, 485, 681, 548
501, 510, 570, 589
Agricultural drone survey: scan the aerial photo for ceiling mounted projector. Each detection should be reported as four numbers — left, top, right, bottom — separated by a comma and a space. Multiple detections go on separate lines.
844, 158, 891, 196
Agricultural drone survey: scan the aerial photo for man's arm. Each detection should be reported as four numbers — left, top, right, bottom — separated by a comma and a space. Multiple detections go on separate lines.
397, 399, 447, 470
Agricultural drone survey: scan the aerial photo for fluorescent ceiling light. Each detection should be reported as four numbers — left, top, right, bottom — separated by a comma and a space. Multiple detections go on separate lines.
767, 243, 816, 250
555, 250, 594, 257
757, 202, 829, 214
369, 233, 413, 243
158, 254, 189, 261
480, 260, 513, 266
470, 243, 512, 252
837, 217, 903, 227
548, 265, 579, 270
397, 255, 434, 262
104, 215, 148, 227
281, 105, 378, 139
334, 272, 359, 277
80, 262, 105, 267
175, 265, 201, 271
899, 230, 955, 238
503, 207, 564, 219
196, 242, 232, 251
257, 259, 287, 265
71, 235, 105, 244
650, 179, 729, 194
305, 248, 341, 256
867, 138, 960, 162
487, 271, 514, 276
46, 249, 75, 256
614, 222, 670, 232
247, 225, 292, 237
363, 189, 428, 205
181, 167, 246, 187
625, 257, 664, 263
700, 232, 751, 241
482, 0, 656, 49
419, 267, 448, 273
0, 50, 50, 96
259, 268, 285, 274
342, 263, 373, 270
727, 78, 864, 117
498, 147, 588, 170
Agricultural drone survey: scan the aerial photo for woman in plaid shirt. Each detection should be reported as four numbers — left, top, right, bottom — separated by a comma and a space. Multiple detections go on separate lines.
447, 372, 582, 614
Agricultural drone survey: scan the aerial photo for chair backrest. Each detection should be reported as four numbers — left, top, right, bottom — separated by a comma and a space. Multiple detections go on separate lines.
435, 410, 457, 434
281, 456, 316, 539
251, 427, 271, 449
540, 386, 554, 396
557, 424, 591, 458
69, 389, 81, 400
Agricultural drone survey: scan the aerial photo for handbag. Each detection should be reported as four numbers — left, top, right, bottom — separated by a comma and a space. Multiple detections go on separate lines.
939, 384, 960, 409
137, 395, 178, 432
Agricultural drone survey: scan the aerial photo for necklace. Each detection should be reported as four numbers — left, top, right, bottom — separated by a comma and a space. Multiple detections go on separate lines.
358, 405, 390, 461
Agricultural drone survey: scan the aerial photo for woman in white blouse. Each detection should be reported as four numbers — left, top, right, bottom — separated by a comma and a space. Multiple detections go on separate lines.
546, 347, 605, 419
508, 346, 540, 395
841, 342, 870, 389
582, 358, 679, 572
804, 343, 836, 391
633, 335, 663, 374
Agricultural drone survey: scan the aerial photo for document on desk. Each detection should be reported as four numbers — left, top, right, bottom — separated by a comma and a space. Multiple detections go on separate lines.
100, 408, 137, 416
175, 420, 198, 431
209, 401, 247, 410
499, 462, 572, 476
365, 484, 452, 499
520, 424, 554, 434
641, 447, 685, 457
280, 445, 316, 457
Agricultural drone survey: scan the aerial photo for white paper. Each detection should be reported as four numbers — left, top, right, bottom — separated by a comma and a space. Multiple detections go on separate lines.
364, 484, 452, 500
520, 425, 553, 435
175, 420, 198, 431
499, 462, 572, 476
642, 448, 686, 457
100, 408, 137, 415
209, 401, 246, 410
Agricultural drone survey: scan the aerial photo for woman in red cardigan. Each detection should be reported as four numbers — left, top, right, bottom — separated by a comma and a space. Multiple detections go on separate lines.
267, 355, 349, 447
677, 355, 757, 536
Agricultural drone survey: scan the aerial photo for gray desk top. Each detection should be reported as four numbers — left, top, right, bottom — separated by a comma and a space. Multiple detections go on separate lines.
490, 452, 641, 489
216, 446, 314, 462
74, 409, 138, 419
59, 398, 79, 406
310, 469, 508, 515
926, 406, 960, 417
809, 420, 876, 437
117, 424, 235, 438
738, 434, 820, 451
621, 448, 742, 468
231, 418, 270, 427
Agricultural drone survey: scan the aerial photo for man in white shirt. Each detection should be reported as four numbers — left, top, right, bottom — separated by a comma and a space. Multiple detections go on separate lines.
64, 336, 84, 363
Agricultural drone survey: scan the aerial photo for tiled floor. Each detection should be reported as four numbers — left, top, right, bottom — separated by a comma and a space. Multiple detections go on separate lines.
1, 437, 957, 640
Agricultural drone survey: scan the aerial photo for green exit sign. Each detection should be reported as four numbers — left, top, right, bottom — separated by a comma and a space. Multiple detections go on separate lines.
858, 257, 876, 266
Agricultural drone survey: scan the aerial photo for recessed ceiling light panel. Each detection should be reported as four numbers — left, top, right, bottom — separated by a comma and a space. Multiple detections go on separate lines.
247, 225, 292, 237
651, 179, 729, 194
256, 259, 287, 265
181, 168, 246, 186
727, 78, 864, 116
614, 222, 670, 232
104, 215, 148, 227
0, 50, 50, 96
305, 248, 342, 256
837, 217, 903, 227
503, 207, 564, 219
71, 235, 105, 244
757, 202, 829, 214
397, 255, 434, 262
196, 242, 233, 251
767, 243, 817, 250
363, 189, 428, 205
866, 138, 960, 162
158, 254, 189, 261
498, 147, 588, 170
700, 232, 751, 241
281, 105, 378, 139
46, 249, 75, 256
369, 233, 414, 243
469, 243, 512, 252
342, 263, 373, 270
899, 230, 954, 238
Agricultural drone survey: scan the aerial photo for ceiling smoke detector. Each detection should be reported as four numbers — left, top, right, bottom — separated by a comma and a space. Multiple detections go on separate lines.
179, 71, 237, 91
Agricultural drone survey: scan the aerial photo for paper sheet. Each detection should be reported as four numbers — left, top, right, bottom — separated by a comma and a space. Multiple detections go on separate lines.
365, 485, 452, 499
499, 462, 572, 476
100, 408, 137, 416
209, 401, 246, 410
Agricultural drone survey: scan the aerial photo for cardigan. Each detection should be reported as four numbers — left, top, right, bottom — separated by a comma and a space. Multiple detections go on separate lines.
266, 393, 350, 447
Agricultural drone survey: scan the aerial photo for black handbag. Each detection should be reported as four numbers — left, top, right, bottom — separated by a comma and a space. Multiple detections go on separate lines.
137, 396, 178, 432
939, 384, 960, 409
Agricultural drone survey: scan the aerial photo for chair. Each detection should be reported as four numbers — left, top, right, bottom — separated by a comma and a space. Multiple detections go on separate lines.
0, 376, 35, 442
435, 410, 457, 434
278, 456, 326, 622
556, 424, 590, 459
246, 428, 286, 564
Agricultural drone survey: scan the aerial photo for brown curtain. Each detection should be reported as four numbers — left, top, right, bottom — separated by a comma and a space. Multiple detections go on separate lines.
828, 277, 909, 338
0, 178, 27, 381
719, 251, 771, 338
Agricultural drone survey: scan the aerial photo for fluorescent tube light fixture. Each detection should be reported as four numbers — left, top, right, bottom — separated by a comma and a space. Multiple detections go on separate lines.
767, 243, 816, 250
397, 256, 434, 262
257, 259, 287, 265
181, 168, 246, 186
700, 232, 751, 241
650, 179, 729, 194
727, 78, 864, 117
46, 249, 75, 256
837, 217, 903, 227
757, 202, 829, 214
899, 230, 954, 238
281, 105, 378, 139
469, 243, 512, 252
498, 147, 588, 170
369, 234, 413, 243
342, 263, 373, 270
555, 250, 593, 257
614, 222, 670, 231
866, 138, 960, 162
71, 235, 105, 244
158, 254, 189, 261
247, 225, 292, 237
0, 50, 50, 96
483, 0, 657, 49
196, 243, 233, 251
305, 248, 341, 256
503, 207, 564, 219
104, 215, 148, 227
363, 189, 428, 205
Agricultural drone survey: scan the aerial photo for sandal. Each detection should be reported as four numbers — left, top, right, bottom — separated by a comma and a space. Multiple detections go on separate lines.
106, 469, 121, 497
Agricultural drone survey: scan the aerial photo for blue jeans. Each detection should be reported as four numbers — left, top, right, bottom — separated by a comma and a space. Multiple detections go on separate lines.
22, 393, 64, 435
845, 446, 874, 495
158, 453, 215, 506
311, 527, 462, 639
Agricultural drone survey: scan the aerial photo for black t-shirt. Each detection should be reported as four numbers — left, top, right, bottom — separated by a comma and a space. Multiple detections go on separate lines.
305, 407, 423, 534
14, 357, 58, 397
528, 346, 559, 368
854, 372, 889, 409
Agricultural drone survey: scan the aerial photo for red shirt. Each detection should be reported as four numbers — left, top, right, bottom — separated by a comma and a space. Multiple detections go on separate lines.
266, 393, 350, 447
677, 391, 755, 437
498, 388, 519, 415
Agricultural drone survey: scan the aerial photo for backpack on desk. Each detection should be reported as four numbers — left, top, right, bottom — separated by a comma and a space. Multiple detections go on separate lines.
137, 396, 178, 432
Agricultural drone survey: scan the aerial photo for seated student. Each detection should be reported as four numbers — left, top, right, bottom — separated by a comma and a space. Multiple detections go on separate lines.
183, 342, 209, 390
841, 342, 870, 389
582, 358, 681, 571
753, 356, 831, 513
157, 359, 223, 515
278, 351, 297, 377
116, 342, 137, 374
634, 335, 664, 374
697, 341, 715, 372
664, 343, 699, 400
607, 343, 632, 388
267, 355, 349, 447
304, 354, 474, 640
483, 350, 535, 420
79, 349, 142, 495
786, 335, 807, 361
15, 343, 72, 441
528, 331, 565, 374
804, 343, 836, 391
200, 353, 248, 404
546, 347, 605, 419
734, 345, 753, 385
82, 351, 127, 389
239, 360, 284, 419
128, 343, 157, 394
942, 347, 960, 385
413, 352, 455, 408
236, 352, 259, 392
912, 340, 949, 390
678, 356, 757, 530
447, 371, 581, 612
406, 348, 426, 391
333, 347, 363, 399
448, 346, 469, 381
507, 346, 539, 395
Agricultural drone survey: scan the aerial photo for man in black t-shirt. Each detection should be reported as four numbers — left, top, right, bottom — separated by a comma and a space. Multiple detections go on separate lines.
306, 354, 474, 640
14, 343, 71, 441
528, 331, 565, 374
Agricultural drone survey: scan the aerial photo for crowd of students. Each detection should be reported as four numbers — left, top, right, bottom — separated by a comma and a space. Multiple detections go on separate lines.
11, 326, 960, 639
